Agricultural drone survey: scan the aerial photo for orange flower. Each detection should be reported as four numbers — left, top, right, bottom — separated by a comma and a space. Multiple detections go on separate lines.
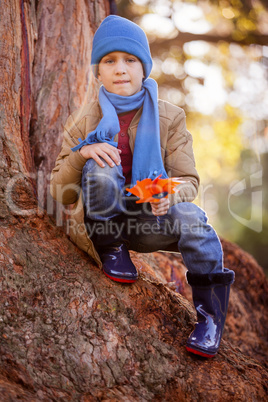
126, 175, 185, 203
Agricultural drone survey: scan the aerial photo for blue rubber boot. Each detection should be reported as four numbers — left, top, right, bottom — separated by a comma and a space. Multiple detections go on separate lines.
99, 243, 138, 283
85, 217, 138, 283
186, 268, 235, 358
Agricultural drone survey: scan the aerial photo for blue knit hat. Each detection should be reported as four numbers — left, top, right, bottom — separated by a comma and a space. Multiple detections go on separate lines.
91, 15, 153, 79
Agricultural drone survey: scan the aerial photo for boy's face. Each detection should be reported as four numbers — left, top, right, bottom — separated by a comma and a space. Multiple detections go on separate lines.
98, 51, 144, 96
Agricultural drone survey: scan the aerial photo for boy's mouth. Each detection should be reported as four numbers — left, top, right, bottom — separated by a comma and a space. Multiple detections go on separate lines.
113, 80, 130, 84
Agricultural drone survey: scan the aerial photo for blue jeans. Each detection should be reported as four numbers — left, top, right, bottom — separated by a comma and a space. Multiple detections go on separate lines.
82, 160, 224, 274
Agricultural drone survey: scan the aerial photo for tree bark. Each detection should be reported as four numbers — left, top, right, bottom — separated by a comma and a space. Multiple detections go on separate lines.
0, 1, 267, 401
30, 0, 105, 199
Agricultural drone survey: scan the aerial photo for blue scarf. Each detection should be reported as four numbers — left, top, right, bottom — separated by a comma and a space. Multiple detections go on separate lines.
71, 78, 168, 186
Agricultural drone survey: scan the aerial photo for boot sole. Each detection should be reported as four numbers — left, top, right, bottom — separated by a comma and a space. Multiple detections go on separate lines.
103, 270, 137, 283
186, 346, 216, 358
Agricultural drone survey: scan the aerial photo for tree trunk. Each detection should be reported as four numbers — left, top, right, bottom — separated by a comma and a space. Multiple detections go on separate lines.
0, 1, 267, 401
30, 0, 105, 203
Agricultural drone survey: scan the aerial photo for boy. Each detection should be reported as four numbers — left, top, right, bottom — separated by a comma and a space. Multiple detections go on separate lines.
50, 15, 234, 358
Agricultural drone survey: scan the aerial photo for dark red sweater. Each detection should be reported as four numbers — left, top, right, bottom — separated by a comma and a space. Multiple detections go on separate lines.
117, 110, 137, 185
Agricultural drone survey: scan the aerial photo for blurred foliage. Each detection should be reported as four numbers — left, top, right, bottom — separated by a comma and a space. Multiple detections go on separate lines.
117, 0, 268, 44
186, 106, 243, 183
116, 0, 268, 272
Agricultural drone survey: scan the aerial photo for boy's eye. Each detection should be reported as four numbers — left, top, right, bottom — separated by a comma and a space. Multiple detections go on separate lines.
127, 58, 136, 63
104, 59, 114, 64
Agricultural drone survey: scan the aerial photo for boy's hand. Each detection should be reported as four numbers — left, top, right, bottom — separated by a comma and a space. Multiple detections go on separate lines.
150, 197, 170, 216
79, 143, 121, 168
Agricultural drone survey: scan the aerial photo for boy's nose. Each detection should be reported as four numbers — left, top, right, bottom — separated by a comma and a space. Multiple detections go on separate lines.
115, 60, 126, 74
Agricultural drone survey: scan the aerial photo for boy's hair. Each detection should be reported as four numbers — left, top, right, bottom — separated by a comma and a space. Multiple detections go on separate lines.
91, 15, 153, 79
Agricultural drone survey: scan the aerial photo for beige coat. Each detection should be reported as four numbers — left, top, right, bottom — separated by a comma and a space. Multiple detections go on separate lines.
50, 99, 200, 267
